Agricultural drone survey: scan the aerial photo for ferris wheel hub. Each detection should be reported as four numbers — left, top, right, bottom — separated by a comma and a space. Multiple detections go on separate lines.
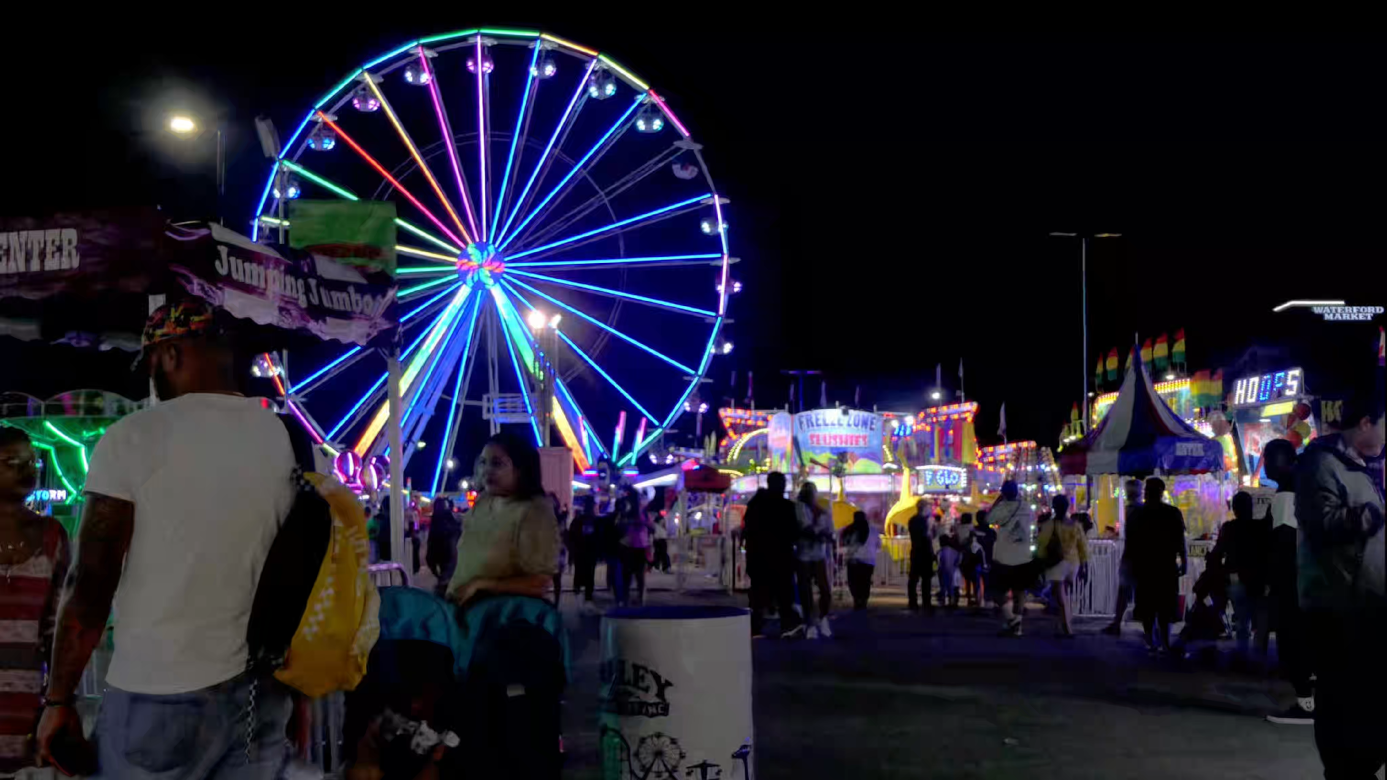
458, 241, 505, 286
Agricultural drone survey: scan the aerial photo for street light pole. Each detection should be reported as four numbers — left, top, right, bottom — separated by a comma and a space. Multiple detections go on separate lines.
1049, 232, 1121, 429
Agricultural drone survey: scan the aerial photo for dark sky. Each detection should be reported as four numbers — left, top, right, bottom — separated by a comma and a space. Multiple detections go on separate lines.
5, 24, 1383, 475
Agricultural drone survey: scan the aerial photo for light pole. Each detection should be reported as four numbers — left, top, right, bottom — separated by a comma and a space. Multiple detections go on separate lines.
1049, 232, 1121, 425
527, 309, 562, 447
165, 113, 225, 224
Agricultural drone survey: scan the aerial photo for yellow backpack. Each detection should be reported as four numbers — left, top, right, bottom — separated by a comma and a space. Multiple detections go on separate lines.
274, 472, 380, 697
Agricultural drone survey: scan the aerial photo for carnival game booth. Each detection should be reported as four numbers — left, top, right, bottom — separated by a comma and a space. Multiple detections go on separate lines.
1220, 364, 1318, 486
1060, 352, 1230, 616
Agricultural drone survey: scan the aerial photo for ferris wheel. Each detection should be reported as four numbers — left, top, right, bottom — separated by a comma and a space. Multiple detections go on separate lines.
250, 28, 736, 492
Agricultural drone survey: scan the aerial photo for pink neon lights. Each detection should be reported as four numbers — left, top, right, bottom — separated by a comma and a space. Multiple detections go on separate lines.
319, 113, 468, 248
419, 47, 480, 241
286, 400, 324, 445
476, 37, 489, 241
646, 90, 690, 138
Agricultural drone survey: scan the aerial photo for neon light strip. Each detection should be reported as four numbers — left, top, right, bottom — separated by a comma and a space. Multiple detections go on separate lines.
318, 114, 468, 248
286, 400, 324, 445
295, 346, 363, 390
490, 287, 538, 376
418, 46, 480, 242
498, 95, 645, 251
476, 36, 489, 241
503, 278, 695, 374
431, 300, 482, 494
403, 293, 479, 430
262, 352, 287, 396
32, 442, 77, 497
503, 286, 659, 421
400, 275, 457, 297
418, 29, 479, 45
612, 410, 626, 463
497, 305, 542, 446
354, 286, 473, 453
395, 218, 461, 255
550, 397, 589, 471
508, 269, 715, 316
508, 253, 720, 268
403, 282, 463, 322
280, 160, 359, 200
363, 78, 473, 245
712, 195, 731, 316
493, 43, 541, 234
495, 60, 598, 246
364, 40, 419, 70
251, 161, 280, 242
398, 265, 455, 275
282, 109, 318, 155
492, 290, 590, 467
540, 33, 598, 57
259, 216, 289, 226
325, 318, 442, 441
597, 54, 649, 91
398, 245, 460, 263
480, 28, 540, 37
646, 90, 691, 138
507, 192, 710, 260
318, 69, 364, 108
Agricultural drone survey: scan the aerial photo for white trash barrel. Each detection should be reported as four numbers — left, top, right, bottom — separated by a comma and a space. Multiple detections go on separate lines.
600, 605, 754, 779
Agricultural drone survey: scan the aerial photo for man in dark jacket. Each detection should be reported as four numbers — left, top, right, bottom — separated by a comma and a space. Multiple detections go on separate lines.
1263, 439, 1315, 724
1209, 491, 1270, 667
1296, 383, 1385, 777
1131, 478, 1187, 654
568, 495, 602, 612
907, 500, 937, 613
743, 472, 801, 637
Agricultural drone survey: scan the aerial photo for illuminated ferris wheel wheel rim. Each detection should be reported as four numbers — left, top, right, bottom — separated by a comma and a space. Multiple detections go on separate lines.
249, 28, 734, 487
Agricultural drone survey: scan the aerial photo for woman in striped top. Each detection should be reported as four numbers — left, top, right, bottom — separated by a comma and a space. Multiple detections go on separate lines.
0, 427, 71, 773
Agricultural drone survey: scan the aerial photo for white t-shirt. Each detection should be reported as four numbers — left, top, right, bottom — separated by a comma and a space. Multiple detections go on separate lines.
85, 394, 295, 694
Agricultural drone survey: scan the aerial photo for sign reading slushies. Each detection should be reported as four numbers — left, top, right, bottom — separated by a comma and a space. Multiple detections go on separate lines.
794, 408, 885, 474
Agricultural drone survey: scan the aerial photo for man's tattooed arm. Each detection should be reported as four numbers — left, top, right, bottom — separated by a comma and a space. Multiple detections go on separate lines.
44, 493, 133, 700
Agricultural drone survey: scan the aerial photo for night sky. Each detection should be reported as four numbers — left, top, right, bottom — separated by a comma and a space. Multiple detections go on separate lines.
5, 25, 1382, 475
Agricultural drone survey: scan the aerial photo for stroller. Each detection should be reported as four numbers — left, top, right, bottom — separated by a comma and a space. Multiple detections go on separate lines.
343, 587, 569, 778
1174, 562, 1229, 661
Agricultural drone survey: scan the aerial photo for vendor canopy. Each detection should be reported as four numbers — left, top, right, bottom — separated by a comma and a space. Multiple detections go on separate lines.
1060, 350, 1224, 476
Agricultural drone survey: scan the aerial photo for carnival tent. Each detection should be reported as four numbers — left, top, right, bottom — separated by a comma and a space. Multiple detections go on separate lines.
1060, 351, 1224, 476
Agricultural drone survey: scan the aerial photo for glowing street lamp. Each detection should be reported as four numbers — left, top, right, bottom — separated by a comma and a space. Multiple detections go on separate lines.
168, 115, 198, 135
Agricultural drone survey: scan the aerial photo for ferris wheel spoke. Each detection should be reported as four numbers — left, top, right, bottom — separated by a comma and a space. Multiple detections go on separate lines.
474, 36, 491, 241
513, 146, 681, 253
404, 292, 483, 456
502, 286, 658, 422
492, 42, 542, 238
361, 77, 474, 245
501, 278, 695, 374
402, 281, 464, 324
508, 253, 723, 270
508, 270, 715, 317
318, 114, 468, 249
293, 346, 366, 396
417, 46, 481, 242
496, 95, 643, 253
494, 304, 543, 446
505, 192, 711, 262
400, 274, 458, 299
397, 244, 460, 265
430, 297, 486, 494
494, 60, 598, 247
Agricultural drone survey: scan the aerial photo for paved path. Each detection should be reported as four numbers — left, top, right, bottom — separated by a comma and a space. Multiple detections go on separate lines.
553, 586, 1340, 780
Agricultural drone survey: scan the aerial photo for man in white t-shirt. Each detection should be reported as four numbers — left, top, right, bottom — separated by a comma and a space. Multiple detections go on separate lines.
38, 300, 296, 778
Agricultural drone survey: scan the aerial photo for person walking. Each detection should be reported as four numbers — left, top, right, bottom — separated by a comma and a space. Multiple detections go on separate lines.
569, 495, 602, 613
38, 300, 298, 775
652, 509, 672, 573
906, 500, 937, 613
0, 428, 71, 775
614, 486, 655, 606
958, 514, 987, 607
1294, 382, 1384, 777
1209, 491, 1270, 667
1036, 495, 1089, 637
427, 497, 462, 596
936, 530, 962, 609
988, 481, 1035, 636
1103, 479, 1144, 635
1262, 439, 1315, 724
1130, 477, 1188, 655
840, 510, 880, 610
795, 482, 835, 638
743, 474, 802, 638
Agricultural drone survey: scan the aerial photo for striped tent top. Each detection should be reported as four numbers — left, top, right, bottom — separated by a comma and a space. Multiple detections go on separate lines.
0, 517, 69, 774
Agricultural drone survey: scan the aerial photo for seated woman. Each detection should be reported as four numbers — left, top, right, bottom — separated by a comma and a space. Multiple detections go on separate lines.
448, 431, 562, 606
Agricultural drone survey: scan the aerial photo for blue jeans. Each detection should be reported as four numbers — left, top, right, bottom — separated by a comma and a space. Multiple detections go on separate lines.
93, 672, 290, 779
1228, 580, 1259, 657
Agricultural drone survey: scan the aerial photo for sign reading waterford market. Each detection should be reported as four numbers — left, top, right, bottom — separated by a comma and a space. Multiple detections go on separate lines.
794, 407, 885, 473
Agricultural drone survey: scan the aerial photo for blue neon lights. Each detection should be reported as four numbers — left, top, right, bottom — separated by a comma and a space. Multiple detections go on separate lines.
492, 43, 542, 232
296, 346, 363, 391
400, 275, 457, 298
508, 270, 715, 316
363, 41, 420, 71
508, 253, 721, 268
503, 279, 695, 374
402, 282, 463, 323
506, 193, 711, 261
497, 95, 645, 251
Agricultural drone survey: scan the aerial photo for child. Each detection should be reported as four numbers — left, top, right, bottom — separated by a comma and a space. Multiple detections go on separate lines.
937, 531, 962, 609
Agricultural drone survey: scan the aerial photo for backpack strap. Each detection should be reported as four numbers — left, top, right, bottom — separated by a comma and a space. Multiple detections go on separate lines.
277, 411, 317, 475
